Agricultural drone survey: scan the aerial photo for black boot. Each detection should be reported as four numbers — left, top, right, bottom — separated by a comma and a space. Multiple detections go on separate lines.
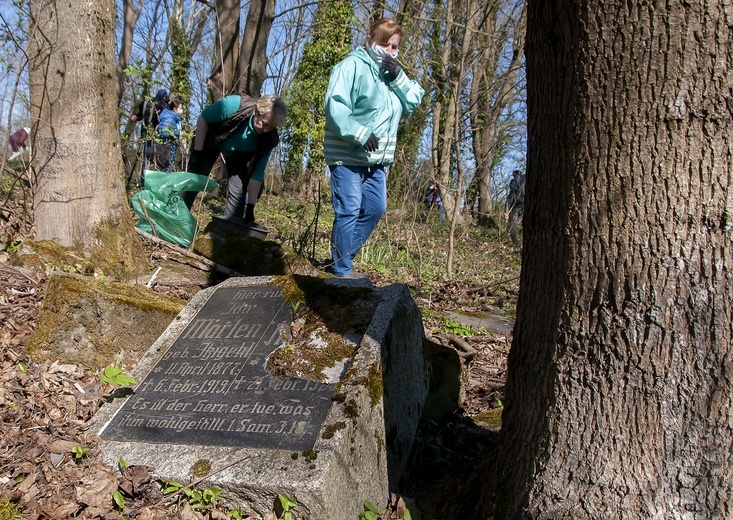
244, 203, 256, 224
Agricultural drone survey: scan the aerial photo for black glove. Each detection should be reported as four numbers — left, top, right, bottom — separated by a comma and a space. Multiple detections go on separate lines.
364, 133, 380, 152
187, 149, 202, 173
382, 56, 401, 80
244, 203, 256, 224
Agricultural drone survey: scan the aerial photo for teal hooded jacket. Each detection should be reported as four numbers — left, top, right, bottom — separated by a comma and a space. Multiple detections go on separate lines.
324, 47, 424, 166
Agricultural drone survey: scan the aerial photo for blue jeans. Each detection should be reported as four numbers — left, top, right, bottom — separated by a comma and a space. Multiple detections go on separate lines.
330, 164, 387, 276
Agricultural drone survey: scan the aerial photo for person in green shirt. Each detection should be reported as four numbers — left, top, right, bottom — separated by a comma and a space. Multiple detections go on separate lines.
186, 94, 287, 228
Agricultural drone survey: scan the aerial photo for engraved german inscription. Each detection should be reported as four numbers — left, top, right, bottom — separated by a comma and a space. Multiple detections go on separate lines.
101, 285, 335, 450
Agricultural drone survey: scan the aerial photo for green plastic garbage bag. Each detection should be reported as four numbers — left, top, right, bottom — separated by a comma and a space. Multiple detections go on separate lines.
131, 170, 218, 248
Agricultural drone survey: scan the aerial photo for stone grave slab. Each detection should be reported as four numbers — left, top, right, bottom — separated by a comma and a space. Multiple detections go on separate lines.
91, 276, 431, 520
100, 283, 333, 451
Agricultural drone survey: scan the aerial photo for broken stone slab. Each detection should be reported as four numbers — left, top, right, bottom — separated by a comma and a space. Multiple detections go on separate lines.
193, 219, 321, 277
24, 271, 185, 370
90, 275, 430, 520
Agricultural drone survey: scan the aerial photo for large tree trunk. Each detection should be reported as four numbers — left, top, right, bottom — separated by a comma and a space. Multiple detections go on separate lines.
209, 0, 274, 99
28, 0, 146, 278
491, 1, 732, 518
237, 0, 275, 97
209, 0, 241, 100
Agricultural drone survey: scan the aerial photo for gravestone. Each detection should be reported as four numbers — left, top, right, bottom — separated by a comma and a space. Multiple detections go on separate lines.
100, 284, 333, 451
91, 275, 431, 520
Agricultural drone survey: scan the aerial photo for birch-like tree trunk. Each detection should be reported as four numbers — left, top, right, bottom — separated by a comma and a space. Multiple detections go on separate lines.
28, 0, 145, 276
469, 4, 525, 227
429, 0, 459, 222
491, 1, 732, 517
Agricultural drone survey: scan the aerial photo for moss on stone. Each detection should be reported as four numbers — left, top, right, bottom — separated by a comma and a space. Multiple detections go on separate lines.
190, 459, 212, 478
321, 421, 347, 440
343, 399, 359, 419
24, 272, 184, 370
265, 275, 378, 382
302, 449, 318, 463
334, 361, 384, 409
471, 407, 503, 431
365, 362, 384, 408
335, 364, 358, 393
12, 240, 94, 274
11, 233, 146, 282
0, 499, 22, 520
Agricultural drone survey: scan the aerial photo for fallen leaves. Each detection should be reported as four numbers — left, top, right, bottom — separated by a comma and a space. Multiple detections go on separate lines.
0, 228, 510, 519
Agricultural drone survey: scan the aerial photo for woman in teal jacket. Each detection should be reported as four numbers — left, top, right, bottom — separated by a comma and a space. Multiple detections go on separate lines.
186, 94, 287, 227
324, 18, 424, 278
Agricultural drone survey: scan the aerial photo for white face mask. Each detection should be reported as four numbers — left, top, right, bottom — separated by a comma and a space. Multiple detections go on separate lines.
368, 43, 398, 67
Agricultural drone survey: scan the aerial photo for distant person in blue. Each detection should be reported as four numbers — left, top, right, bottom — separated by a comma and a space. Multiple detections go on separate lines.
324, 18, 425, 277
156, 97, 183, 172
424, 182, 445, 223
506, 169, 525, 245
186, 94, 287, 226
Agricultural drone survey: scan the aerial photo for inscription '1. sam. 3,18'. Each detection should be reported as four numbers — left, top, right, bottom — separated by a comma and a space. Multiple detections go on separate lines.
101, 285, 335, 451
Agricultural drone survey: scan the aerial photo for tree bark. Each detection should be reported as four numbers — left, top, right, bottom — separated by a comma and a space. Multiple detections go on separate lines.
208, 0, 241, 100
491, 1, 732, 518
237, 0, 275, 96
209, 0, 273, 99
116, 0, 143, 104
429, 0, 459, 223
28, 0, 146, 278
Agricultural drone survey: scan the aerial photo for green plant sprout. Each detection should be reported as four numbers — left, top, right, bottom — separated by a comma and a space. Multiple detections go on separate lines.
290, 300, 301, 314
443, 319, 474, 336
71, 445, 89, 459
359, 500, 386, 520
100, 365, 137, 387
160, 480, 222, 511
277, 493, 298, 520
113, 490, 126, 509
227, 508, 244, 520
99, 356, 137, 396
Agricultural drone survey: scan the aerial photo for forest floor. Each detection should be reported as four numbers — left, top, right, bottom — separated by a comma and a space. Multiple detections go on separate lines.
0, 184, 519, 519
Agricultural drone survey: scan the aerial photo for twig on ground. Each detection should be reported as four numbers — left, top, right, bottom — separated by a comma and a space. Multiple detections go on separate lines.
154, 455, 252, 507
146, 266, 162, 288
464, 275, 520, 294
138, 199, 158, 238
431, 332, 478, 361
135, 228, 239, 276
0, 264, 38, 282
